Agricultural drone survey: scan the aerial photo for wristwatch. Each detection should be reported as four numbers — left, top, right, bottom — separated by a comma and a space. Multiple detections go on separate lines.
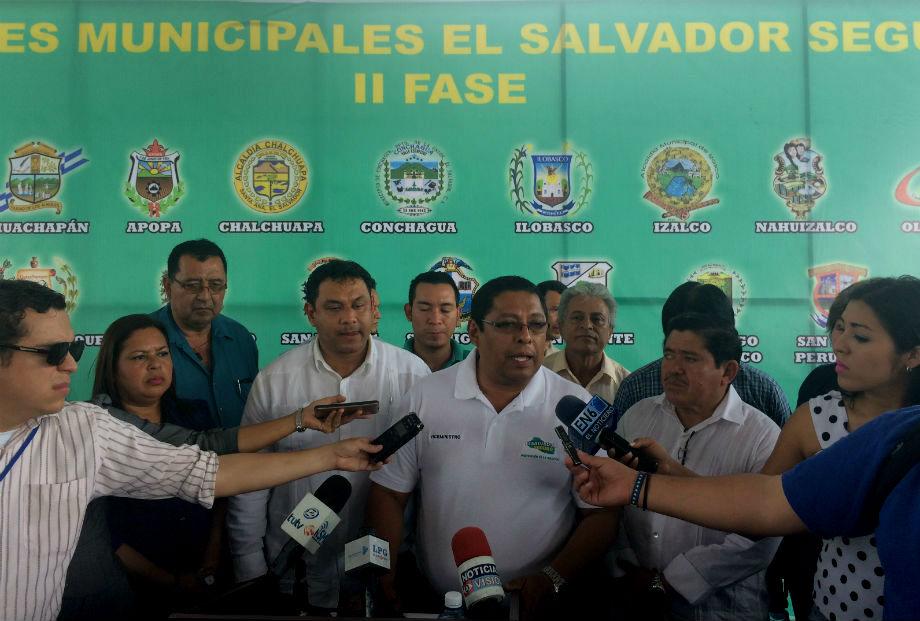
541, 565, 566, 595
648, 571, 667, 596
295, 407, 307, 433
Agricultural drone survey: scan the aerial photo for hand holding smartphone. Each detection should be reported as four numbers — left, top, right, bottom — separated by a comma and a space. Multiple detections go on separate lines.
314, 400, 380, 420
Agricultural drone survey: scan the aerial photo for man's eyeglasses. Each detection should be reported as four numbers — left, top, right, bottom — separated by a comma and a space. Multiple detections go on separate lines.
481, 319, 548, 335
172, 278, 228, 294
0, 340, 85, 366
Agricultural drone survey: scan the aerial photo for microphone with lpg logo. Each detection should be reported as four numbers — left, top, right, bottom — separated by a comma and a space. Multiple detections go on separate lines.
555, 394, 658, 472
344, 527, 391, 617
269, 474, 352, 578
451, 526, 506, 619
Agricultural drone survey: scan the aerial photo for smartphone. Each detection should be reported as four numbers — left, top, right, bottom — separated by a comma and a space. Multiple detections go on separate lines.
370, 413, 424, 463
314, 400, 380, 420
554, 425, 588, 469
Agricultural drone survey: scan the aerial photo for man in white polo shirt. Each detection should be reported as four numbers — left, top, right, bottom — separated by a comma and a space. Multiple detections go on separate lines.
227, 260, 429, 611
368, 276, 618, 620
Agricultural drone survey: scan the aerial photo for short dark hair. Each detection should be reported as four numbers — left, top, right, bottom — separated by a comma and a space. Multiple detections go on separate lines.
536, 280, 566, 301
0, 280, 67, 365
408, 271, 460, 305
167, 239, 228, 280
302, 260, 377, 306
661, 281, 734, 334
470, 275, 545, 328
93, 314, 177, 409
665, 312, 741, 366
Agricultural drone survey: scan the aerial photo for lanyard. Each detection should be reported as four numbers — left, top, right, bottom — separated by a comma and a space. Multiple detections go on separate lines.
0, 425, 39, 483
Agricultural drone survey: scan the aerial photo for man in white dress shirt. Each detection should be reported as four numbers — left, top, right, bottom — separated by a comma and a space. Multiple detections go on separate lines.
615, 312, 780, 621
227, 260, 429, 610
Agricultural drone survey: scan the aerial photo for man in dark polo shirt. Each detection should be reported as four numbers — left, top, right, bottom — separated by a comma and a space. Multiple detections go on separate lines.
151, 239, 258, 427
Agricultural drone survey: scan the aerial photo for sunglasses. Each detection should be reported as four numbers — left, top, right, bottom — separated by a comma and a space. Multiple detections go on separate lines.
0, 340, 86, 366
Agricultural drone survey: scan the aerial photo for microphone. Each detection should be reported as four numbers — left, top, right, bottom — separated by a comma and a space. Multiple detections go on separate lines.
451, 527, 504, 618
344, 528, 391, 577
344, 528, 391, 617
555, 395, 658, 472
269, 474, 352, 577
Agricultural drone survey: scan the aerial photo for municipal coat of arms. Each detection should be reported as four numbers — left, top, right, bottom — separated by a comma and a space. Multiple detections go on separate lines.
807, 263, 867, 328
7, 142, 63, 213
643, 143, 719, 220
688, 263, 748, 318
773, 138, 827, 219
509, 143, 593, 217
376, 141, 452, 216
551, 261, 612, 288
233, 139, 308, 214
0, 256, 79, 311
430, 257, 479, 320
126, 139, 185, 217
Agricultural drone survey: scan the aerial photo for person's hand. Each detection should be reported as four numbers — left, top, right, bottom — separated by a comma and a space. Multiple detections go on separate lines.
174, 571, 205, 594
565, 450, 637, 507
612, 437, 668, 473
328, 437, 385, 472
506, 573, 553, 621
295, 395, 375, 434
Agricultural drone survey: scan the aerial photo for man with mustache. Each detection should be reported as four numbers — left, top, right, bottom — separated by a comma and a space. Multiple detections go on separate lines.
227, 260, 429, 612
610, 281, 790, 428
543, 282, 629, 403
612, 312, 780, 621
152, 239, 258, 427
367, 276, 618, 620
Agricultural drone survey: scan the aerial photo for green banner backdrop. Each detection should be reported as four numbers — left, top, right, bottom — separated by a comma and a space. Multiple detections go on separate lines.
2, 0, 920, 403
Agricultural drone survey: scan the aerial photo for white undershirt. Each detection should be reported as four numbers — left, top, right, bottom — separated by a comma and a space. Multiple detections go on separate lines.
0, 430, 14, 447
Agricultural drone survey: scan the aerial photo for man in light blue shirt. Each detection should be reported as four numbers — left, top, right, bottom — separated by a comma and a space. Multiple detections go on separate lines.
151, 239, 258, 427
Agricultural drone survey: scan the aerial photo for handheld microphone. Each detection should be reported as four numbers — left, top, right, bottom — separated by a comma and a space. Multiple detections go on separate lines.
344, 528, 391, 577
451, 526, 504, 617
555, 395, 658, 473
269, 474, 352, 577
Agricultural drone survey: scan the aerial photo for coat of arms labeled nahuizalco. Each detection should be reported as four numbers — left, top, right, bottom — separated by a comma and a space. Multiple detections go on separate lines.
773, 138, 826, 220
126, 139, 184, 217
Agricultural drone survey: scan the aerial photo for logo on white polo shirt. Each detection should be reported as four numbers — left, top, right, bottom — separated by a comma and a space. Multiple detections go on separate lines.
430, 433, 461, 440
521, 437, 560, 462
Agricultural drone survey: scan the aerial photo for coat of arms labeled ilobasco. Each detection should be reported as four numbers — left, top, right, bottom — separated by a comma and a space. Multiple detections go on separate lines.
0, 257, 79, 311
126, 139, 185, 218
509, 143, 593, 217
7, 142, 63, 213
643, 142, 719, 220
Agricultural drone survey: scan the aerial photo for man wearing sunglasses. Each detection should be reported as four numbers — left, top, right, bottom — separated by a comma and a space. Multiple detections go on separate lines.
0, 279, 385, 621
367, 276, 618, 619
152, 238, 258, 427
